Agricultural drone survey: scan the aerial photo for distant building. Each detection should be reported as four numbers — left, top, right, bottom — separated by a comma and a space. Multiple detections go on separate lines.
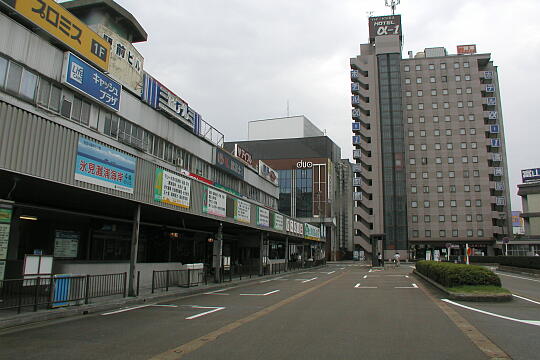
350, 14, 511, 261
516, 168, 540, 255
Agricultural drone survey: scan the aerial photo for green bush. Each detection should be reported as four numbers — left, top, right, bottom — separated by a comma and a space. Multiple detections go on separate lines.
470, 256, 540, 270
416, 260, 501, 288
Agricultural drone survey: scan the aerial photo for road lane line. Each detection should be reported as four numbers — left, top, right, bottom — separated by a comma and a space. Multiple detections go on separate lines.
301, 277, 317, 283
149, 270, 349, 360
363, 275, 368, 279
204, 287, 236, 295
513, 294, 540, 305
496, 272, 540, 283
442, 299, 540, 327
354, 283, 377, 289
240, 290, 280, 296
395, 284, 418, 289
185, 306, 225, 320
326, 271, 336, 275
415, 278, 510, 359
101, 305, 150, 315
151, 305, 179, 308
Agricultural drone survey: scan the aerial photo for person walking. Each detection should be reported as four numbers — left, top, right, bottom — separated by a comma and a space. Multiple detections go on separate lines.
377, 252, 383, 267
393, 252, 401, 268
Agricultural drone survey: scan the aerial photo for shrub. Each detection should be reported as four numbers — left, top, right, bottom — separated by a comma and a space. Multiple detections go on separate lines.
416, 260, 501, 288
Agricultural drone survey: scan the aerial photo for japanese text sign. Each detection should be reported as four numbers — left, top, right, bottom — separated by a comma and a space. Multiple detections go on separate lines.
74, 137, 136, 194
203, 186, 227, 217
62, 52, 121, 111
234, 199, 251, 224
4, 0, 110, 71
154, 169, 191, 208
216, 149, 244, 180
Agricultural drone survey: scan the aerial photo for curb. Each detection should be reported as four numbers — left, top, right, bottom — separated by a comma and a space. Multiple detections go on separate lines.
0, 266, 324, 331
498, 265, 540, 278
412, 270, 512, 302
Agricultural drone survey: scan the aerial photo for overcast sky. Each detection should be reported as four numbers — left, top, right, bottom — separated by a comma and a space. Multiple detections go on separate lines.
96, 0, 539, 211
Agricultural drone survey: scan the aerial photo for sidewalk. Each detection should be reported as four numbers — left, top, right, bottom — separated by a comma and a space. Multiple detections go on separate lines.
0, 266, 326, 330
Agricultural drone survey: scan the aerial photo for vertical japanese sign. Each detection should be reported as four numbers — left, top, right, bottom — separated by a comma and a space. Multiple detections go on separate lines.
62, 52, 121, 111
257, 207, 270, 227
234, 199, 251, 224
74, 137, 136, 194
203, 187, 226, 217
273, 213, 284, 231
2, 0, 110, 71
154, 168, 191, 208
0, 204, 12, 282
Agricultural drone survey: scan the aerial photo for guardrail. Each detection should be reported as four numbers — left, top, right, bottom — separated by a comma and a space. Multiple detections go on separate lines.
0, 272, 132, 313
151, 268, 206, 293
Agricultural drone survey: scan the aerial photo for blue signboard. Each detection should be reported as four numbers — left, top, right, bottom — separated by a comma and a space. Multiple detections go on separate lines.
352, 122, 360, 131
62, 52, 121, 111
215, 148, 244, 180
490, 125, 499, 133
522, 168, 540, 184
74, 137, 136, 193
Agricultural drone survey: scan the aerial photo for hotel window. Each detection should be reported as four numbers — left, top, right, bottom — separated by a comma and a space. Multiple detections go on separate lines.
449, 171, 455, 178
476, 200, 482, 207
448, 157, 454, 164
433, 116, 439, 123
435, 157, 442, 164
447, 143, 453, 150
444, 115, 451, 122
437, 186, 443, 193
442, 89, 448, 95
439, 230, 446, 237
442, 76, 447, 82
434, 129, 440, 136
454, 62, 460, 69
420, 130, 426, 137
464, 185, 470, 192
404, 65, 410, 72
450, 185, 456, 193
432, 103, 438, 109
477, 229, 484, 237
443, 102, 449, 109
470, 128, 476, 135
423, 186, 429, 193
409, 158, 416, 165
425, 230, 432, 237
418, 103, 424, 110
451, 215, 458, 222
416, 65, 421, 71
472, 156, 478, 163
411, 186, 417, 193
476, 214, 483, 222
446, 129, 452, 136
421, 157, 428, 164
467, 101, 473, 108
466, 215, 473, 222
455, 75, 461, 82
412, 215, 418, 223
419, 116, 425, 123
471, 142, 477, 149
416, 77, 422, 84
405, 78, 411, 84
424, 201, 430, 208
417, 90, 423, 96
456, 88, 462, 94
460, 129, 466, 135
473, 170, 480, 177
412, 230, 419, 238
465, 75, 471, 81
463, 62, 470, 68
436, 171, 442, 178
406, 91, 412, 97
458, 115, 465, 121
439, 215, 445, 222
410, 172, 417, 179
474, 185, 481, 192
440, 63, 446, 69
467, 230, 473, 237
409, 144, 415, 151
465, 200, 472, 207
462, 156, 468, 163
430, 77, 436, 83
411, 201, 418, 208
408, 130, 414, 137
438, 200, 444, 208
406, 104, 412, 110
468, 114, 475, 121
466, 87, 472, 94
407, 117, 413, 123
424, 215, 431, 223
452, 229, 459, 237
421, 144, 427, 150
450, 200, 457, 207
422, 172, 429, 179
457, 101, 463, 108
429, 64, 435, 70
431, 89, 437, 96
434, 143, 441, 150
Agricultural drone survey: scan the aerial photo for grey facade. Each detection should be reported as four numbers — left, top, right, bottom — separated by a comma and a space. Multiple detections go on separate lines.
351, 16, 512, 260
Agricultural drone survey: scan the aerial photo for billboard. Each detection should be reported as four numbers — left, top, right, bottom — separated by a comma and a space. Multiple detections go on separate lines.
257, 207, 270, 227
522, 168, 540, 183
154, 169, 191, 209
216, 148, 244, 180
457, 45, 477, 55
1, 0, 110, 71
234, 199, 251, 224
203, 186, 226, 217
369, 15, 402, 39
62, 52, 121, 111
258, 160, 279, 186
74, 137, 136, 193
273, 213, 284, 231
304, 223, 321, 241
234, 144, 254, 167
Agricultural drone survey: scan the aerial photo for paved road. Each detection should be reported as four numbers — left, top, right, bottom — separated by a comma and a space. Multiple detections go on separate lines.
0, 264, 537, 359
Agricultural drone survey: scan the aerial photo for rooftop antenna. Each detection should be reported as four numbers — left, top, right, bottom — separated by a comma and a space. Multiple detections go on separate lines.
366, 11, 374, 18
385, 0, 400, 15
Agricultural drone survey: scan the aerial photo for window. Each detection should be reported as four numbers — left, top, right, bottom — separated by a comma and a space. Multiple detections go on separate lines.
450, 200, 457, 207
475, 199, 482, 207
418, 103, 424, 110
451, 215, 457, 222
404, 65, 410, 72
411, 186, 417, 193
467, 230, 473, 237
474, 185, 481, 192
444, 115, 451, 122
458, 115, 465, 121
423, 186, 429, 193
433, 116, 439, 123
416, 77, 422, 84
412, 230, 419, 238
466, 87, 472, 94
442, 76, 447, 82
455, 75, 461, 82
408, 130, 414, 137
0, 57, 7, 87
407, 117, 413, 124
438, 200, 444, 207
471, 142, 477, 149
447, 143, 453, 150
422, 172, 429, 179
5, 61, 22, 94
470, 128, 476, 135
466, 214, 473, 222
424, 215, 431, 223
476, 214, 483, 222
443, 102, 449, 109
436, 171, 442, 178
460, 129, 466, 135
464, 185, 470, 192
432, 103, 438, 109
464, 62, 470, 68
449, 171, 455, 178
462, 156, 468, 163
477, 229, 484, 237
429, 64, 435, 70
20, 69, 38, 100
473, 170, 480, 177
452, 229, 459, 237
410, 172, 416, 179
409, 144, 415, 151
411, 201, 418, 208
434, 143, 441, 150
419, 116, 425, 123
412, 215, 418, 223
435, 157, 442, 164
439, 230, 446, 237
472, 156, 478, 163
468, 114, 475, 121
421, 158, 428, 165
406, 91, 412, 97
420, 130, 426, 137
430, 77, 436, 83
425, 230, 432, 237
440, 63, 446, 70
446, 129, 452, 136
431, 89, 437, 96
406, 104, 412, 110
467, 101, 473, 108
450, 185, 456, 193
424, 201, 430, 208
454, 62, 460, 69
448, 157, 454, 164
421, 144, 427, 150
437, 186, 443, 193
439, 215, 445, 222
49, 85, 62, 112
409, 158, 416, 165
71, 97, 91, 125
457, 101, 464, 108
415, 65, 421, 71
417, 90, 423, 96
465, 200, 472, 207
456, 88, 462, 94
442, 89, 448, 95
434, 129, 440, 136
405, 78, 411, 84
465, 75, 471, 81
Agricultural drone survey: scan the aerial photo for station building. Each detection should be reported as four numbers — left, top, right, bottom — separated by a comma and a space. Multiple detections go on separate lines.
0, 0, 324, 288
225, 116, 354, 260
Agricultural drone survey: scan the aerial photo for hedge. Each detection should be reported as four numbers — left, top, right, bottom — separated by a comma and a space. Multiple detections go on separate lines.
416, 260, 501, 288
469, 256, 540, 270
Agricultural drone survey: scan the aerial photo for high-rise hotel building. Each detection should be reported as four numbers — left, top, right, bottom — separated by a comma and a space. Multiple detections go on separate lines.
350, 15, 511, 260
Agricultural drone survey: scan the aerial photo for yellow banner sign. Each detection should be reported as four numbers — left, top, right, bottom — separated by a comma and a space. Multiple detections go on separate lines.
12, 0, 110, 71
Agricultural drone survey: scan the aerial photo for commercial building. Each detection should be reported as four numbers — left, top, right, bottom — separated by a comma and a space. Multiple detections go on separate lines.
515, 168, 540, 256
225, 116, 354, 260
0, 0, 323, 288
350, 14, 511, 261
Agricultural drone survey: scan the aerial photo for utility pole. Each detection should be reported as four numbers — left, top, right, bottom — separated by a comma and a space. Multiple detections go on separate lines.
385, 0, 400, 15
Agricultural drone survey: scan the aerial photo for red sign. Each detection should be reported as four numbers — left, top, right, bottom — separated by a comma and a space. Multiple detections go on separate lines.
457, 45, 477, 55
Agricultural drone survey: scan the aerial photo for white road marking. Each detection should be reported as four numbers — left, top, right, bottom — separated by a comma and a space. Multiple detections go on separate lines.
339, 267, 345, 270
442, 299, 540, 327
185, 306, 225, 320
354, 283, 377, 289
496, 272, 540, 283
101, 305, 151, 315
363, 275, 368, 279
395, 283, 418, 289
513, 294, 540, 305
240, 290, 280, 296
405, 275, 409, 278
386, 275, 408, 277
326, 271, 336, 275
301, 277, 318, 283
204, 287, 236, 294
151, 304, 179, 308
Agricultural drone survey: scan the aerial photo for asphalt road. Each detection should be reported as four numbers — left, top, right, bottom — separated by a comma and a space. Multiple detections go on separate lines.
0, 264, 538, 360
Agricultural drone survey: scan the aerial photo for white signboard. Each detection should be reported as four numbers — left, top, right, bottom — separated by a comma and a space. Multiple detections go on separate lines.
234, 199, 251, 224
54, 230, 79, 258
257, 207, 270, 227
0, 224, 10, 259
203, 187, 227, 217
154, 169, 191, 208
273, 214, 284, 231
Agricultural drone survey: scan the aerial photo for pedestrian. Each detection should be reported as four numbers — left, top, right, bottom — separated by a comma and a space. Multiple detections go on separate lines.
377, 252, 383, 267
393, 252, 401, 267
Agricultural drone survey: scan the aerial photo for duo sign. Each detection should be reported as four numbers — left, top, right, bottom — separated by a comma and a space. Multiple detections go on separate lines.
1, 0, 110, 72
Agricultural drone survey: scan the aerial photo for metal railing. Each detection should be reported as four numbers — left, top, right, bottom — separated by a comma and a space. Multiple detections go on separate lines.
0, 272, 131, 313
151, 268, 206, 293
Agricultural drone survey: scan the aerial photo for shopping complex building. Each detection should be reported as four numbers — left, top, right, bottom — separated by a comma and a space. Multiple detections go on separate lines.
350, 14, 512, 261
0, 0, 325, 288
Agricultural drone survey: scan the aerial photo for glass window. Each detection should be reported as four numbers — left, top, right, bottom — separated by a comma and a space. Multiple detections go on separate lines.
464, 62, 470, 68
470, 128, 476, 135
49, 85, 62, 112
471, 142, 477, 149
450, 185, 456, 192
37, 78, 51, 106
434, 143, 441, 150
473, 170, 480, 177
419, 116, 425, 123
446, 129, 452, 136
452, 229, 459, 237
442, 89, 448, 95
454, 62, 460, 69
417, 90, 423, 96
467, 229, 473, 237
425, 230, 431, 237
439, 215, 445, 222
472, 156, 478, 163
412, 215, 418, 223
431, 89, 437, 96
406, 91, 411, 97
468, 114, 475, 121
424, 201, 430, 208
448, 157, 454, 164
476, 214, 483, 222
416, 77, 422, 84
406, 104, 412, 110
432, 103, 438, 109
474, 185, 481, 192
404, 65, 410, 72
436, 171, 442, 178
0, 56, 7, 87
443, 102, 449, 109
407, 117, 413, 123
465, 75, 471, 81
411, 201, 418, 208
433, 116, 439, 123
459, 115, 465, 121
450, 200, 457, 207
451, 215, 457, 222
430, 77, 436, 83
439, 230, 446, 237
476, 200, 482, 207
460, 129, 466, 135
435, 157, 442, 164
71, 97, 82, 121
455, 75, 461, 82
420, 130, 426, 137
421, 144, 427, 150
465, 200, 471, 207
20, 70, 37, 100
424, 215, 431, 223
466, 87, 472, 94
416, 65, 421, 71
408, 130, 414, 137
412, 230, 419, 238
467, 101, 473, 108
438, 200, 444, 207
405, 78, 411, 84
423, 186, 429, 193
81, 101, 91, 125
442, 76, 447, 82
447, 143, 453, 150
6, 61, 22, 93
477, 229, 484, 237
434, 129, 440, 136
422, 172, 428, 179
449, 171, 455, 178
440, 63, 446, 69
409, 144, 415, 151
409, 158, 416, 165
457, 101, 463, 108
437, 185, 443, 193
462, 156, 468, 163
410, 172, 416, 179
464, 185, 470, 192
429, 64, 435, 70
418, 103, 424, 110
456, 88, 462, 94
411, 186, 417, 193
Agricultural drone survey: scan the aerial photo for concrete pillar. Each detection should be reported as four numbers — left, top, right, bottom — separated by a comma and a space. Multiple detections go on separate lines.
259, 231, 264, 276
213, 223, 223, 283
128, 204, 141, 297
285, 237, 289, 271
